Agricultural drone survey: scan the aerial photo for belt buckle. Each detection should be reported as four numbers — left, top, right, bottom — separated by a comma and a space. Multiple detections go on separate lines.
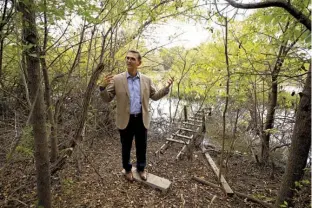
134, 113, 139, 117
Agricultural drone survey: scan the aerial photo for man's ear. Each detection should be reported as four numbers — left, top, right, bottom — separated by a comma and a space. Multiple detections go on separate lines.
138, 61, 142, 66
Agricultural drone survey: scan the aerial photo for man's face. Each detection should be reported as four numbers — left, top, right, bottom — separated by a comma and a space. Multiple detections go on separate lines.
125, 52, 141, 70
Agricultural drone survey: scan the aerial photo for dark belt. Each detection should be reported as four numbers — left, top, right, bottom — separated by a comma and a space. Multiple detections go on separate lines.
130, 113, 142, 118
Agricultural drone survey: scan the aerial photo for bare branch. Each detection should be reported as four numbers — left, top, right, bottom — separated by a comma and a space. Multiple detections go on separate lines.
224, 0, 311, 31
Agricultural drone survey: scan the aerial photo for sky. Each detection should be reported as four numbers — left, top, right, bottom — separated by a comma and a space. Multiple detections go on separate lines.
143, 20, 212, 49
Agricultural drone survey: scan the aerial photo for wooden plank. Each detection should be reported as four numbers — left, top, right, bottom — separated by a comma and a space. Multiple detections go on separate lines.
174, 133, 193, 140
183, 122, 201, 127
188, 118, 202, 123
155, 130, 180, 155
189, 116, 203, 121
122, 168, 171, 193
155, 141, 169, 155
167, 138, 189, 144
194, 112, 204, 117
201, 146, 234, 196
176, 145, 187, 160
178, 127, 198, 133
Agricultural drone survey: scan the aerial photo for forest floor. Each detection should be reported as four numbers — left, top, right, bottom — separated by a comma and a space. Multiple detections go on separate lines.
0, 121, 310, 208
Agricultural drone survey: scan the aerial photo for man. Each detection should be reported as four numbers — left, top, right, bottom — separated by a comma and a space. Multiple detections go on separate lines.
100, 50, 173, 181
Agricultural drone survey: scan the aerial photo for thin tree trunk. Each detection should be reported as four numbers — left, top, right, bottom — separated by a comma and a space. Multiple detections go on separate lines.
275, 67, 311, 207
219, 17, 230, 182
0, 0, 9, 83
18, 0, 51, 207
40, 0, 58, 162
261, 43, 287, 164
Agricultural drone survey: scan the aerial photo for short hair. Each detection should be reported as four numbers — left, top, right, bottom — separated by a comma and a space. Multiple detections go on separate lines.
127, 50, 141, 61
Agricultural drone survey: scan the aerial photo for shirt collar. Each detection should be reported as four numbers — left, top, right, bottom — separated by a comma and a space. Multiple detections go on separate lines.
126, 71, 140, 79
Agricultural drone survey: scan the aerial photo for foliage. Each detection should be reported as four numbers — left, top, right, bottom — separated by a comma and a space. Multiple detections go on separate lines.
12, 126, 34, 159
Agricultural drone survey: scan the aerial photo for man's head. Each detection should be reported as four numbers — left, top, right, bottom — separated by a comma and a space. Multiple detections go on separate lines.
126, 50, 141, 71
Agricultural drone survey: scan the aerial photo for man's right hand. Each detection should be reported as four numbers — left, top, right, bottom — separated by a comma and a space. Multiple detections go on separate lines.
102, 74, 114, 88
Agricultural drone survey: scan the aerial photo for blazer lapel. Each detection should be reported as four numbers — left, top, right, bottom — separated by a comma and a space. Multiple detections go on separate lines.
122, 72, 130, 97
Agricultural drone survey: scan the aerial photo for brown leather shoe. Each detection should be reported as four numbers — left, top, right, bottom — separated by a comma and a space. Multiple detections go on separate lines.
138, 170, 147, 181
125, 171, 133, 182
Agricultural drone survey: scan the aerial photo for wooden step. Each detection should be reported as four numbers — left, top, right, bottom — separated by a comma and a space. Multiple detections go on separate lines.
155, 130, 180, 155
178, 127, 198, 133
188, 118, 202, 123
173, 133, 193, 140
122, 167, 171, 193
166, 138, 189, 144
189, 116, 203, 120
183, 122, 201, 127
194, 112, 204, 116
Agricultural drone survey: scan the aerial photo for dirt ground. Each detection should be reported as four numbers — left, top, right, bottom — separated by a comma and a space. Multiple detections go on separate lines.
0, 122, 310, 208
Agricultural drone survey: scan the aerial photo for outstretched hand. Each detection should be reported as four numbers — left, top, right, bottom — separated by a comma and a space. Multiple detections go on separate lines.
166, 76, 174, 88
102, 74, 114, 87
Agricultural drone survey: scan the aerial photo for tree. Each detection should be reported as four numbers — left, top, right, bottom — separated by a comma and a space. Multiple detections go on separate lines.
224, 0, 311, 31
18, 0, 51, 207
225, 0, 311, 205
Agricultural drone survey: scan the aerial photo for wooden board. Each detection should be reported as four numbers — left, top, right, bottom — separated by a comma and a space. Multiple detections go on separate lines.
155, 130, 180, 155
188, 118, 202, 123
167, 138, 189, 144
178, 127, 198, 133
189, 116, 203, 121
183, 122, 201, 127
174, 133, 193, 140
176, 145, 187, 160
201, 146, 234, 196
122, 168, 171, 193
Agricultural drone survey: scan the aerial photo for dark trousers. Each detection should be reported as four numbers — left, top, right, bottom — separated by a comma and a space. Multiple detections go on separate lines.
119, 114, 147, 172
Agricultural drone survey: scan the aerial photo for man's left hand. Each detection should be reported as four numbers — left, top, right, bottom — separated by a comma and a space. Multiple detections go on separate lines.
166, 76, 174, 88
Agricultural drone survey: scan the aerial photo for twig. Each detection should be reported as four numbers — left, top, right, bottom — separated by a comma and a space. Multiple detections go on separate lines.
235, 192, 274, 208
180, 193, 186, 207
7, 197, 28, 207
208, 195, 217, 208
192, 176, 274, 208
75, 142, 104, 183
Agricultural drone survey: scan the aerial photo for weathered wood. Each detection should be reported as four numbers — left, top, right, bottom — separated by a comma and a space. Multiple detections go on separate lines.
178, 127, 198, 133
192, 176, 220, 189
189, 116, 202, 121
167, 138, 189, 145
192, 176, 274, 208
155, 141, 169, 155
183, 122, 201, 127
122, 168, 171, 193
188, 118, 202, 123
184, 105, 188, 122
155, 130, 179, 155
235, 192, 274, 208
176, 145, 187, 160
201, 146, 234, 196
174, 133, 193, 140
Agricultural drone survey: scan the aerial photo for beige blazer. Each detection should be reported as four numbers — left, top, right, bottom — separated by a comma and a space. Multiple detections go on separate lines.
100, 71, 169, 129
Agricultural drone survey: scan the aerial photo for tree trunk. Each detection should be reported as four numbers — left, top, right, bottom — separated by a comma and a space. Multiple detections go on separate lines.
0, 0, 12, 87
40, 0, 58, 162
261, 74, 278, 163
261, 43, 287, 164
219, 16, 230, 182
275, 67, 311, 207
41, 57, 58, 162
18, 1, 51, 207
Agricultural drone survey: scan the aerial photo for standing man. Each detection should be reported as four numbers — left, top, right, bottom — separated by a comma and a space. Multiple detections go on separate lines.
100, 50, 173, 181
